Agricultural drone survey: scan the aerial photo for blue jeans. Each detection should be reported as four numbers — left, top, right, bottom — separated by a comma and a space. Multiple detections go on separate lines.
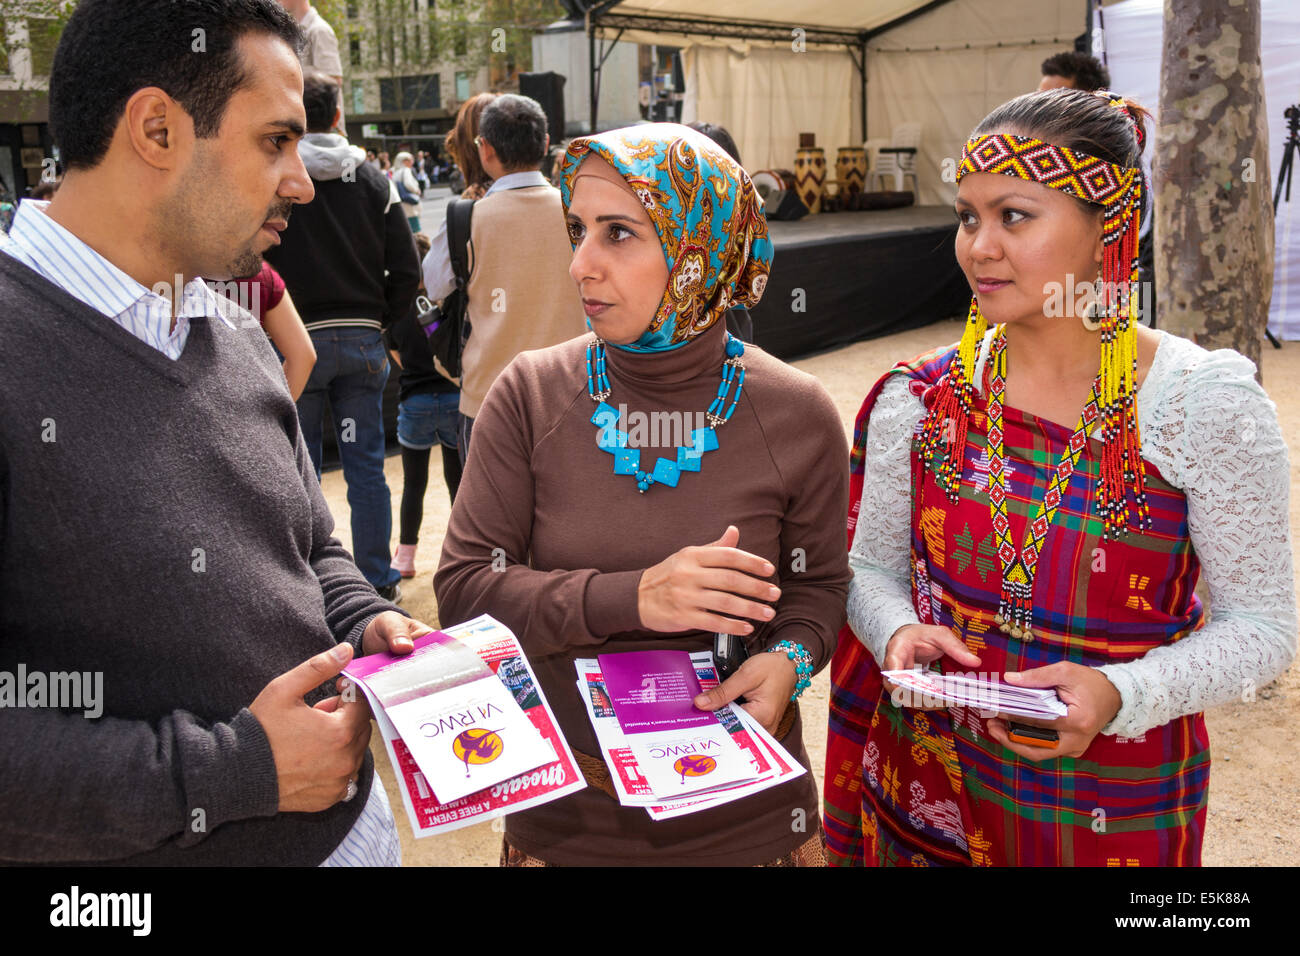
296, 327, 400, 591
396, 391, 459, 450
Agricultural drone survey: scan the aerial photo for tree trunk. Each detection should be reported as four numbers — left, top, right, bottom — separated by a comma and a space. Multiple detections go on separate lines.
1154, 0, 1273, 374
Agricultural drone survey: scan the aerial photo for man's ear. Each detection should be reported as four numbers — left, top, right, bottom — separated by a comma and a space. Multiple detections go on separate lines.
123, 87, 182, 170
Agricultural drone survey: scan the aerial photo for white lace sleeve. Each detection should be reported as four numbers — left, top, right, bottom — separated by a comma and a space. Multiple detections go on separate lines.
846, 374, 926, 664
1097, 341, 1298, 738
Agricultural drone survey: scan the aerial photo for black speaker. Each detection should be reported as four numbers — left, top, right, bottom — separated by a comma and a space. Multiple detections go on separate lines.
519, 72, 566, 145
765, 189, 808, 221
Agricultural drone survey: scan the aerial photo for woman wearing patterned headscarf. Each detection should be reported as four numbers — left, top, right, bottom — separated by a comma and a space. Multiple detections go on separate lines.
435, 123, 850, 866
825, 89, 1296, 866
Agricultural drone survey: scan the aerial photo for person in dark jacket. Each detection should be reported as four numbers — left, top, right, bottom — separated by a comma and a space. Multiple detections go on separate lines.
265, 69, 420, 601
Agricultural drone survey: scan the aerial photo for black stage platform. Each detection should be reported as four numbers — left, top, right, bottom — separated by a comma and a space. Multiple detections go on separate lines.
323, 205, 969, 467
749, 205, 970, 360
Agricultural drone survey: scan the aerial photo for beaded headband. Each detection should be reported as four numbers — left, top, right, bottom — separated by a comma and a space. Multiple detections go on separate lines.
957, 132, 1141, 254
922, 100, 1150, 540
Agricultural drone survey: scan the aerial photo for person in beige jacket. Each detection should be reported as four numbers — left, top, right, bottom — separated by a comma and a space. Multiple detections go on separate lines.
421, 94, 585, 464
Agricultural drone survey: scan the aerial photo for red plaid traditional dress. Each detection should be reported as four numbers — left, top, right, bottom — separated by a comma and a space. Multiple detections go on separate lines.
825, 344, 1210, 866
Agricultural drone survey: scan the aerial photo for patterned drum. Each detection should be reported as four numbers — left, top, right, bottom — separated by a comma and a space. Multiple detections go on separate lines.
794, 147, 826, 214
836, 147, 867, 197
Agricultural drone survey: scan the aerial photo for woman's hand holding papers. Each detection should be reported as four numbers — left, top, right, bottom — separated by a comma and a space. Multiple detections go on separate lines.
881, 624, 983, 710
693, 651, 797, 737
985, 663, 1123, 762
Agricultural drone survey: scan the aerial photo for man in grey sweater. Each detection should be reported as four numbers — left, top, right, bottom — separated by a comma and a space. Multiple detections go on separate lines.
0, 0, 431, 865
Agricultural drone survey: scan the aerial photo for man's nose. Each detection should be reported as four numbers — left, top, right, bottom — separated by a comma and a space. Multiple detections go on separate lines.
284, 145, 315, 205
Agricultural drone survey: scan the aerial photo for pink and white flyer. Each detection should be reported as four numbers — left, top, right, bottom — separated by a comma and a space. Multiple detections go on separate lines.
347, 615, 585, 837
575, 651, 804, 819
597, 649, 757, 797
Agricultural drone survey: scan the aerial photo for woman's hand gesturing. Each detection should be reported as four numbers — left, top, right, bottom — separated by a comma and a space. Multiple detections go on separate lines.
637, 525, 779, 635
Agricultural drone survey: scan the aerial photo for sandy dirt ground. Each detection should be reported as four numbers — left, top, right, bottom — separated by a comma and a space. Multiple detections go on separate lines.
321, 318, 1300, 866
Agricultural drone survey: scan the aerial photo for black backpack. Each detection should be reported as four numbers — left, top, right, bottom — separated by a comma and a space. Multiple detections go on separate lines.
417, 197, 474, 378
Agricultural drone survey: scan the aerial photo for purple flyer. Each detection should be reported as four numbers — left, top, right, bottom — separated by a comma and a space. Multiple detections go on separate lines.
596, 650, 716, 735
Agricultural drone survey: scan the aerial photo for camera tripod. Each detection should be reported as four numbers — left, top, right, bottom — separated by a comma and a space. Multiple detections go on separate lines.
1268, 104, 1300, 349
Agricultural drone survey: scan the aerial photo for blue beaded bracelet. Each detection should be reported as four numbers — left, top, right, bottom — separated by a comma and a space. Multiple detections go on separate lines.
767, 640, 814, 701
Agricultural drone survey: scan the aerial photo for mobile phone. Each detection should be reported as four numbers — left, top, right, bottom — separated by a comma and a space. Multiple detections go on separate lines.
1007, 722, 1060, 749
713, 632, 750, 691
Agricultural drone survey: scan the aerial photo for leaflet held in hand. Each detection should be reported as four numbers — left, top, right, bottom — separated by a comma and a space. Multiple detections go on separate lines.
882, 668, 1068, 720
345, 628, 555, 805
597, 650, 758, 798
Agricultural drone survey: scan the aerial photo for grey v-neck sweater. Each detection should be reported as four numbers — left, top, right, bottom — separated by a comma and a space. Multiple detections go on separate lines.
0, 253, 397, 865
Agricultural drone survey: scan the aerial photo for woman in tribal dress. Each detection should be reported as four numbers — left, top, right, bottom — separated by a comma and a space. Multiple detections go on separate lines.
825, 88, 1296, 866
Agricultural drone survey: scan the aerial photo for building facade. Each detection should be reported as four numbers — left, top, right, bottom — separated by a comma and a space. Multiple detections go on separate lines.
0, 11, 59, 202
338, 0, 496, 158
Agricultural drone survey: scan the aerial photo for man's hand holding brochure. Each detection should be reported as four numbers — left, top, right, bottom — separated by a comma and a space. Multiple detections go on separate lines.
344, 615, 585, 836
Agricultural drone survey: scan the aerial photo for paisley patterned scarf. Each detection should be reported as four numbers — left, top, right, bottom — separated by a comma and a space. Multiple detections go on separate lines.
558, 122, 773, 352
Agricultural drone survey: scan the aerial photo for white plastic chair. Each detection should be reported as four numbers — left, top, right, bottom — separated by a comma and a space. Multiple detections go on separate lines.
868, 124, 921, 193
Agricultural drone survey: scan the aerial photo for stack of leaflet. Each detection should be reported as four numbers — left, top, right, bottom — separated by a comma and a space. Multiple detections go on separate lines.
882, 668, 1068, 719
576, 649, 804, 820
344, 615, 584, 836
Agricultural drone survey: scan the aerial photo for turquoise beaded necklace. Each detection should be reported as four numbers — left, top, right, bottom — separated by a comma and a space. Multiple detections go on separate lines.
586, 333, 746, 493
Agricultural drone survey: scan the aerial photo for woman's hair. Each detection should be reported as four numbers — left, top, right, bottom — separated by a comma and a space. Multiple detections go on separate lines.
413, 231, 432, 260
973, 88, 1151, 222
543, 142, 568, 187
973, 87, 1149, 170
445, 92, 499, 190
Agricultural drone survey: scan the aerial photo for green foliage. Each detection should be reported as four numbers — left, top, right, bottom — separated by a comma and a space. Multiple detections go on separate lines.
0, 0, 77, 85
337, 0, 566, 78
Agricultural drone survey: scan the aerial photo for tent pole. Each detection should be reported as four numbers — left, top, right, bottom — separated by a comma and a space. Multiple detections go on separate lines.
846, 41, 867, 143
860, 39, 868, 143
588, 14, 597, 131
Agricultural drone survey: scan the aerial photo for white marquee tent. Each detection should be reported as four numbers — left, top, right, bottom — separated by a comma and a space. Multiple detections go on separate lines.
579, 0, 1089, 203
571, 0, 1297, 339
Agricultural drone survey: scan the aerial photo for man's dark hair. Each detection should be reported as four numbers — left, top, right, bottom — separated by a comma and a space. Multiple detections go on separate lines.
478, 94, 549, 171
303, 69, 340, 133
1040, 51, 1111, 92
687, 122, 742, 167
50, 0, 301, 171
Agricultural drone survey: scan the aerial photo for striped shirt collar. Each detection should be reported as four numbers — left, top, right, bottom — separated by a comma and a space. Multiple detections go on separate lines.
484, 170, 549, 195
1, 199, 238, 358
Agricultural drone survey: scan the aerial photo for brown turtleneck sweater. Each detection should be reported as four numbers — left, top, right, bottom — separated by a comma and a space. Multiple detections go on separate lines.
434, 319, 849, 866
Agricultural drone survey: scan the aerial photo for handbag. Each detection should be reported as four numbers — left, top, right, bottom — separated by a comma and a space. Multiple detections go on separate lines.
416, 197, 474, 378
395, 172, 419, 205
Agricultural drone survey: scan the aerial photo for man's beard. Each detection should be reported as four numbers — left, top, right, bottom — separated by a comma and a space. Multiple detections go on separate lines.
230, 243, 263, 280
159, 151, 288, 281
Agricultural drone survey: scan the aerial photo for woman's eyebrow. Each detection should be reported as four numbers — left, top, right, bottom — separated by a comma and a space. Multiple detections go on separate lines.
567, 212, 642, 225
955, 191, 1043, 209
